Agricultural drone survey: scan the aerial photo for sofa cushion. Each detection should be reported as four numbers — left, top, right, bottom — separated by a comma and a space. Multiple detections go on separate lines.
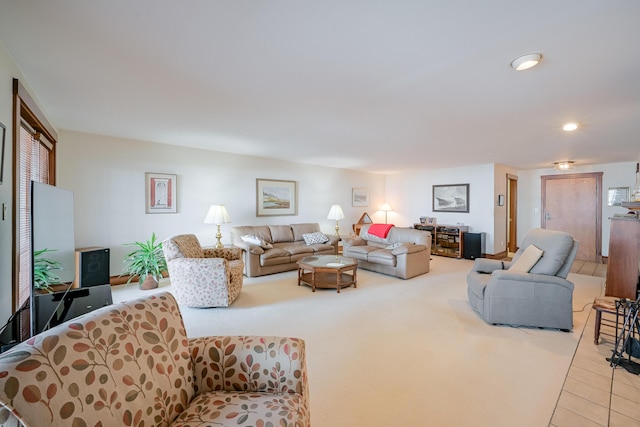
261, 247, 291, 259
291, 223, 321, 241
283, 243, 315, 255
302, 232, 329, 245
367, 249, 397, 266
269, 225, 294, 243
174, 391, 307, 426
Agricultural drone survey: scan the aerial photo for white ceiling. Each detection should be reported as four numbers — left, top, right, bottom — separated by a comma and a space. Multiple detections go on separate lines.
1, 1, 639, 174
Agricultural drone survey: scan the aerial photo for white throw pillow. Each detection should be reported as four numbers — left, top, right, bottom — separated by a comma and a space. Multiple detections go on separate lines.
509, 245, 544, 272
241, 235, 273, 249
302, 232, 330, 245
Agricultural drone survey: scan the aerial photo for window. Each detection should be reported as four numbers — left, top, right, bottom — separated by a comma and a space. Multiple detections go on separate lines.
12, 79, 57, 322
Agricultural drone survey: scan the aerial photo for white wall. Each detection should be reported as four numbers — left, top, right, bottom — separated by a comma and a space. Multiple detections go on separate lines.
517, 162, 637, 257
57, 130, 385, 276
385, 164, 497, 253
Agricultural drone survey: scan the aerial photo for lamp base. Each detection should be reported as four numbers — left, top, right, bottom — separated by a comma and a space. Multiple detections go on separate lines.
215, 225, 223, 248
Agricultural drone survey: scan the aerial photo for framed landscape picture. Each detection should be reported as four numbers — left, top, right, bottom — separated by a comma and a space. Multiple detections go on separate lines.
145, 172, 177, 213
256, 178, 297, 216
433, 183, 469, 213
352, 187, 369, 207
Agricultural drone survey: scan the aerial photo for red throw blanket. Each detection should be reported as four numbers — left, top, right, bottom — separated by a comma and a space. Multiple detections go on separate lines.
368, 223, 394, 238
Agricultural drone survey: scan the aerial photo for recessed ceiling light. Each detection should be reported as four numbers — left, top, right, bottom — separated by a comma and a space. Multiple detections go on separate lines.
562, 122, 579, 132
511, 53, 542, 71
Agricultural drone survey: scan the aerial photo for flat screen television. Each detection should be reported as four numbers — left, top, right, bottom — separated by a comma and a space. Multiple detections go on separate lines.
33, 284, 113, 334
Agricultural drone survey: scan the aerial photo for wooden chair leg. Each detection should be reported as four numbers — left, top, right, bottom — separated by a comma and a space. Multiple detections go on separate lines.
594, 309, 602, 345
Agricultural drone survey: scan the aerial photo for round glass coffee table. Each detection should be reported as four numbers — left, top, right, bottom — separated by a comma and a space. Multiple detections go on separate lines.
297, 255, 357, 293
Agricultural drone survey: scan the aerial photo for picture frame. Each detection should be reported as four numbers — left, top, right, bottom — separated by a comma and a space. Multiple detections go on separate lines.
433, 183, 469, 213
352, 187, 369, 207
145, 172, 177, 214
256, 178, 297, 216
0, 121, 5, 184
607, 186, 629, 207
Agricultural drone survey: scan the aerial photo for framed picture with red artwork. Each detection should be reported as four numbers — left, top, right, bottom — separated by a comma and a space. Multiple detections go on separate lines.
145, 172, 177, 213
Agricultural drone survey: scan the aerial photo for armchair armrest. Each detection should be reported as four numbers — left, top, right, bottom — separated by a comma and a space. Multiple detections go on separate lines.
190, 336, 308, 397
204, 246, 242, 261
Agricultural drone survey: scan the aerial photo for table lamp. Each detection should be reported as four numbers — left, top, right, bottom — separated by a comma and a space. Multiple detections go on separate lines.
204, 204, 231, 248
327, 204, 345, 238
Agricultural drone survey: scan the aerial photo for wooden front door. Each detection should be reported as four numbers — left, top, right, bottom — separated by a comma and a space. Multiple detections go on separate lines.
541, 173, 602, 262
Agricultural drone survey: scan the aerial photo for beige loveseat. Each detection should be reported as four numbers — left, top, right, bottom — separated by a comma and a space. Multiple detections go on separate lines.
0, 292, 310, 426
231, 223, 339, 277
342, 224, 431, 279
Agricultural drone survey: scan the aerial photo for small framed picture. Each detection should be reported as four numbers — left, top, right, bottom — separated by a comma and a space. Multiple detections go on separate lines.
607, 187, 629, 207
352, 188, 369, 207
145, 173, 177, 213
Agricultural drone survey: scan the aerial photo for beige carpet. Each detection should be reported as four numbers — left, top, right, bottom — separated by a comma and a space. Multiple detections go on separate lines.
112, 256, 604, 427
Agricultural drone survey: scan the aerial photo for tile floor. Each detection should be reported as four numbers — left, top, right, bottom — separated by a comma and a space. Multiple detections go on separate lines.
550, 261, 640, 426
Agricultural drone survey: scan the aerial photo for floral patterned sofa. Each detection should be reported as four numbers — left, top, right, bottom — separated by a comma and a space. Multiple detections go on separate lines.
0, 292, 310, 426
162, 234, 245, 307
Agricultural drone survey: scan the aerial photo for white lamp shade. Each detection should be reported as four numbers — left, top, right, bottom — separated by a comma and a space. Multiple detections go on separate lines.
327, 204, 345, 220
204, 204, 231, 224
380, 203, 392, 212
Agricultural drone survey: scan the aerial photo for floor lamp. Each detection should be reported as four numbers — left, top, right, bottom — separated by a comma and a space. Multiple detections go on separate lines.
380, 203, 392, 224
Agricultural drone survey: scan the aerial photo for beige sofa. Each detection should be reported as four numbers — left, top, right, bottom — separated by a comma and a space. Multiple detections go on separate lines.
342, 224, 431, 279
0, 292, 310, 426
231, 223, 339, 277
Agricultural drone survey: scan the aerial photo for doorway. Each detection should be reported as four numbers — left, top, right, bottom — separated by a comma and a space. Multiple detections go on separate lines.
541, 172, 602, 262
507, 174, 518, 256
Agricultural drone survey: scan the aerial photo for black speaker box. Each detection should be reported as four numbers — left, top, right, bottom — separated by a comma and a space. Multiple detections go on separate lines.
463, 232, 485, 260
75, 247, 110, 287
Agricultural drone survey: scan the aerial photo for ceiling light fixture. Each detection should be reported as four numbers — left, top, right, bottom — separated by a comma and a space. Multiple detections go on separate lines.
511, 53, 542, 71
562, 122, 579, 132
554, 161, 575, 171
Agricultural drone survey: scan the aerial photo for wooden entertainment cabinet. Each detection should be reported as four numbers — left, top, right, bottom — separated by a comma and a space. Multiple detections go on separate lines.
605, 215, 640, 299
414, 224, 468, 258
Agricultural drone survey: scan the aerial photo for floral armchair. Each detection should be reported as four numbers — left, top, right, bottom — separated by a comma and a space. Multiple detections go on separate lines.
0, 292, 310, 426
162, 234, 244, 307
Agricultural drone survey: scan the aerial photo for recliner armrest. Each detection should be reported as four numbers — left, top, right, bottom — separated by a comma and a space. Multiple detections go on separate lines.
471, 258, 509, 273
490, 269, 575, 291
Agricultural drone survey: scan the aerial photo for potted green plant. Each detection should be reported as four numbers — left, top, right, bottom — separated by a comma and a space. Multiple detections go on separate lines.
122, 232, 167, 290
33, 248, 64, 292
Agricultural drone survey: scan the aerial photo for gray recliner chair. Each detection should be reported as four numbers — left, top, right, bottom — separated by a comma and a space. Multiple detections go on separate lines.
467, 228, 579, 331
